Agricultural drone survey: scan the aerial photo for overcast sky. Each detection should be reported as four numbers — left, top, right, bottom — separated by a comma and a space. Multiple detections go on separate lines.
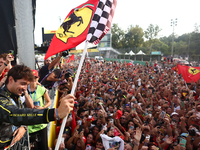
34, 0, 200, 47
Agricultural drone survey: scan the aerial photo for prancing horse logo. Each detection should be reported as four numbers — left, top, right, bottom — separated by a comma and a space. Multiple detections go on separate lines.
60, 9, 83, 35
188, 67, 200, 75
56, 6, 94, 43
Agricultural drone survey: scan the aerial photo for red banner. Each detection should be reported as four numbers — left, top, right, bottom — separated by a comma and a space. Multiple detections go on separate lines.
45, 0, 99, 59
177, 64, 200, 83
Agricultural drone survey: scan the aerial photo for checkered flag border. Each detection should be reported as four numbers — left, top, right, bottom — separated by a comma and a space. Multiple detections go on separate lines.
86, 0, 117, 45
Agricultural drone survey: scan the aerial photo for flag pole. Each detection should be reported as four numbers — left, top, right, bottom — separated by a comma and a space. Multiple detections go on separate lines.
55, 41, 89, 150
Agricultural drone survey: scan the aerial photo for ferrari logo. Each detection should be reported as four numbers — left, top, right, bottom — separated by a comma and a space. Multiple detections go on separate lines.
188, 68, 200, 75
56, 7, 93, 43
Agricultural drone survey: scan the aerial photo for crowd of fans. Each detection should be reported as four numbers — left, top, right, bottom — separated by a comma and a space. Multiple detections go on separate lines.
52, 56, 200, 150
1, 52, 200, 150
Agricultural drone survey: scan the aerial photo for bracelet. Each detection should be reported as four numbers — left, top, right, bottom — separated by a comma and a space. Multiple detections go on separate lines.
133, 141, 139, 146
21, 125, 28, 130
55, 108, 60, 121
59, 78, 61, 81
4, 62, 7, 66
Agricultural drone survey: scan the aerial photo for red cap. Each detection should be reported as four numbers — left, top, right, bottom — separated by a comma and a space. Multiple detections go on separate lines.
115, 110, 123, 119
32, 70, 39, 78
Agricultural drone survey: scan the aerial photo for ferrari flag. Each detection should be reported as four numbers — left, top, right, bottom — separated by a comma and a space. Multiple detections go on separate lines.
177, 64, 200, 83
86, 0, 117, 45
45, 0, 99, 59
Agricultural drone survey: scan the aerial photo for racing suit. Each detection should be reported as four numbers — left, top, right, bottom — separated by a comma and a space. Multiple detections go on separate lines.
0, 87, 55, 149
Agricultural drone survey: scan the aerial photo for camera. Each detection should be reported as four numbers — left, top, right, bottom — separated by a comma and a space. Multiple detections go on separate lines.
189, 128, 197, 136
65, 72, 71, 79
62, 51, 69, 57
64, 69, 73, 79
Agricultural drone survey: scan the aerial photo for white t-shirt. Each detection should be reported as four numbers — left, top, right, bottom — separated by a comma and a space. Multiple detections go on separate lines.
137, 78, 141, 86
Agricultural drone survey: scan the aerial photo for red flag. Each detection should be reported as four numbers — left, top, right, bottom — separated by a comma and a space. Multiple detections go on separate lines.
127, 61, 134, 66
44, 0, 99, 59
71, 107, 76, 133
177, 64, 200, 83
188, 67, 200, 83
177, 64, 192, 83
172, 66, 178, 72
67, 54, 75, 63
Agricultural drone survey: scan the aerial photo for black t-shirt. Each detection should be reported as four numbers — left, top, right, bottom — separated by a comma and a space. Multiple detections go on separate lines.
39, 64, 50, 83
41, 69, 62, 89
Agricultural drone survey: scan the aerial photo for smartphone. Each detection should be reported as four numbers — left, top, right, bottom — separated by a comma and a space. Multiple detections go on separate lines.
78, 120, 82, 125
78, 125, 83, 134
110, 119, 114, 125
9, 50, 14, 56
160, 111, 166, 119
181, 101, 185, 107
146, 135, 150, 142
130, 126, 134, 130
179, 138, 186, 147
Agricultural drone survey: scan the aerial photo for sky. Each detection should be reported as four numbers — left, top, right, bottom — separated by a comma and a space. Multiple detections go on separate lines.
34, 0, 200, 48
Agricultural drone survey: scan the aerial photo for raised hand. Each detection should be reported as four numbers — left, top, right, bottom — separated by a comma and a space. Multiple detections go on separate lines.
133, 127, 142, 143
165, 136, 173, 144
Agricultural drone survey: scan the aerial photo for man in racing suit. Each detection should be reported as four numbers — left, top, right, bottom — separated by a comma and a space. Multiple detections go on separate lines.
0, 65, 74, 149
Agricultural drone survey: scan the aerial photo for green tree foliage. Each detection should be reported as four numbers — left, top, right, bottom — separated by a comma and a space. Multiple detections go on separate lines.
151, 39, 169, 55
111, 23, 200, 56
124, 25, 144, 50
144, 24, 162, 55
174, 40, 188, 55
111, 23, 125, 49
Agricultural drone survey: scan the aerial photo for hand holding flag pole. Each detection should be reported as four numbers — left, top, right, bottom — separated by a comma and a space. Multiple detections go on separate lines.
55, 42, 89, 150
55, 0, 117, 149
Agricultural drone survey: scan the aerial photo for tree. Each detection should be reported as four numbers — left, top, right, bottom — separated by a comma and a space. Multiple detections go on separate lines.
124, 25, 144, 51
144, 24, 162, 61
174, 40, 188, 55
151, 39, 169, 55
111, 23, 125, 49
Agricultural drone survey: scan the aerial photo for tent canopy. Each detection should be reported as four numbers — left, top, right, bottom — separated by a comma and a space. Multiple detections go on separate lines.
129, 50, 135, 55
125, 52, 129, 55
136, 50, 145, 55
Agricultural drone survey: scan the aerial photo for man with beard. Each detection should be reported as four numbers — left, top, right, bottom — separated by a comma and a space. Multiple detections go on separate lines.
39, 53, 62, 83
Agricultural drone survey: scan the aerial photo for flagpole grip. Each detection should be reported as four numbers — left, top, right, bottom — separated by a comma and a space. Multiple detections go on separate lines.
55, 41, 89, 150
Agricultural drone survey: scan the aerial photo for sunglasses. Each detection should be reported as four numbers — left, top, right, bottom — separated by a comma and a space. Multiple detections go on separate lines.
158, 132, 164, 136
